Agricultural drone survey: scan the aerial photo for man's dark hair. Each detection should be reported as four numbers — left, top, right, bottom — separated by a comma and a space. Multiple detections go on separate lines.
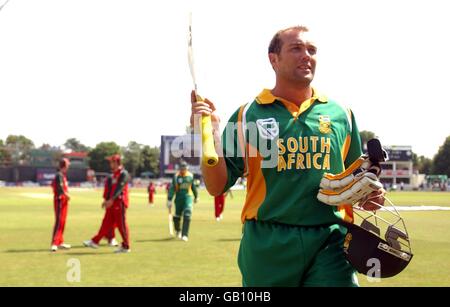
268, 25, 309, 55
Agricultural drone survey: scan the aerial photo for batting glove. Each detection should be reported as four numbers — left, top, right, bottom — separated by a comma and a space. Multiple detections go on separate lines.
167, 200, 173, 209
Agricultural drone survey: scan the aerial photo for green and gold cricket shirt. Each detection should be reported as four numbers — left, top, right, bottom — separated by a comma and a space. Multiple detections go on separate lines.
168, 171, 198, 204
222, 88, 362, 226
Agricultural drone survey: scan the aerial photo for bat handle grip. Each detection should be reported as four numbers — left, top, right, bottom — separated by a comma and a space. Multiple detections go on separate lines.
195, 94, 219, 167
201, 115, 219, 167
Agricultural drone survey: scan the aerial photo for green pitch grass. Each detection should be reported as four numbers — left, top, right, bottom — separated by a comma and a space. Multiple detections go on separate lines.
0, 188, 449, 286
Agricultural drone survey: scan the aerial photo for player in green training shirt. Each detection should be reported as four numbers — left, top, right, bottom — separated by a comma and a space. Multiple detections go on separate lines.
190, 26, 384, 286
167, 161, 198, 242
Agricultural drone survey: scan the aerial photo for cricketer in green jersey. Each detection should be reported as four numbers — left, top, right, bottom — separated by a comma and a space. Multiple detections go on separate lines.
167, 161, 198, 242
191, 25, 385, 286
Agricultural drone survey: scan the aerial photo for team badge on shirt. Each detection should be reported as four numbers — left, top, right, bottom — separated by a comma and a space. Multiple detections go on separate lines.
319, 115, 332, 134
256, 118, 279, 140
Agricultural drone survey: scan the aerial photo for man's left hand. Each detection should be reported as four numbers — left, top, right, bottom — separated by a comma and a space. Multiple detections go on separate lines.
104, 199, 114, 209
359, 189, 385, 211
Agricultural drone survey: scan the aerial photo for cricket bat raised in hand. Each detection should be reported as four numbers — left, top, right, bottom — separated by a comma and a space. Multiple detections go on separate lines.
188, 13, 219, 167
0, 0, 10, 12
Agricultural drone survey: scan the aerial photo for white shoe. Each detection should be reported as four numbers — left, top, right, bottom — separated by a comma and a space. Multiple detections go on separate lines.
108, 239, 119, 247
114, 247, 131, 254
216, 217, 221, 222
83, 240, 99, 249
51, 245, 58, 252
58, 243, 71, 249
181, 236, 189, 242
177, 232, 182, 239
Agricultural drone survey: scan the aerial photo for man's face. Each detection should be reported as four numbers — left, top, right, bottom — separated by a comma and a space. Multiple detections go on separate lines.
109, 160, 119, 172
269, 29, 317, 86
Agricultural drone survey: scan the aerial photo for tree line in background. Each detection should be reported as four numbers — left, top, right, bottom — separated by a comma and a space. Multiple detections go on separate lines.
88, 141, 160, 177
0, 136, 160, 178
1, 133, 449, 177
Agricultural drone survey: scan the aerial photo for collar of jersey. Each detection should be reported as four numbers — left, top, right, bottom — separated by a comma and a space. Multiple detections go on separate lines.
255, 88, 328, 118
113, 167, 123, 176
177, 171, 191, 177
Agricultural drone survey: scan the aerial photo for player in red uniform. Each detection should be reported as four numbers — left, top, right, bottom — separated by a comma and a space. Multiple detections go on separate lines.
83, 154, 131, 253
214, 193, 226, 221
148, 182, 156, 206
50, 158, 71, 252
103, 176, 119, 247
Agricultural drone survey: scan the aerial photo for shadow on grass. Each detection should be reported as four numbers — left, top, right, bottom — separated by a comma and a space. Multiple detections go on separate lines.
63, 252, 111, 256
3, 245, 109, 255
216, 238, 241, 242
135, 237, 175, 243
3, 249, 51, 254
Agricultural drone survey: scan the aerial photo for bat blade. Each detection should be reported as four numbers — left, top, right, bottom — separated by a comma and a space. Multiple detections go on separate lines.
0, 0, 10, 12
187, 13, 197, 91
168, 213, 174, 237
187, 12, 218, 167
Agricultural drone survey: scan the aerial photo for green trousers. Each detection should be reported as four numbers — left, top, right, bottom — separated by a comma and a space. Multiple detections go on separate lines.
173, 198, 193, 237
238, 220, 358, 287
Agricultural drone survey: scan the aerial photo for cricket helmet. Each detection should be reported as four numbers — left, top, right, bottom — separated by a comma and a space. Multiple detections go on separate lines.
318, 138, 413, 278
340, 195, 413, 278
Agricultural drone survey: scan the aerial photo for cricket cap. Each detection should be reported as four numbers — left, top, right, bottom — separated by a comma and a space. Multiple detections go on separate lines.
59, 158, 70, 169
106, 154, 122, 164
179, 160, 188, 169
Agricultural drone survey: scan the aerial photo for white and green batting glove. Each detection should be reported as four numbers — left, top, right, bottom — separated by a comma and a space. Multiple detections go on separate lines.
317, 172, 383, 206
166, 200, 173, 209
317, 155, 383, 206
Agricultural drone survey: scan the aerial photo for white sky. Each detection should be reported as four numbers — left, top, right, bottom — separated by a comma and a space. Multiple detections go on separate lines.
0, 0, 449, 158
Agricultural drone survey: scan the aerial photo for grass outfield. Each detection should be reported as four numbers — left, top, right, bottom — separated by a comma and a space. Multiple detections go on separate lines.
0, 187, 449, 286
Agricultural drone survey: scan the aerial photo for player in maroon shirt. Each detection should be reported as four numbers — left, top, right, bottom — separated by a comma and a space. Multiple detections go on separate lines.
50, 158, 71, 252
